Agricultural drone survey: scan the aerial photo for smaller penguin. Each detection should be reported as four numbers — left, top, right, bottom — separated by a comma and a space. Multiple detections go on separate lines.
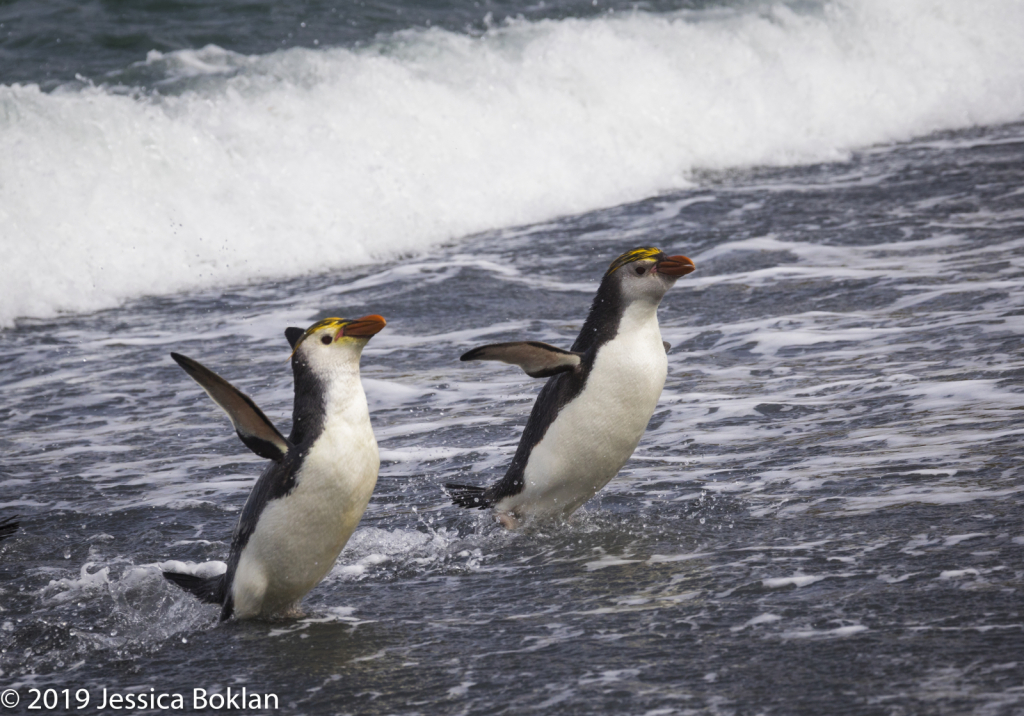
446, 247, 695, 527
163, 315, 386, 620
0, 516, 18, 542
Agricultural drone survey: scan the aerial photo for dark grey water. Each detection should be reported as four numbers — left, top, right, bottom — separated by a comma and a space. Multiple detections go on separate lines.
2, 120, 1024, 714
0, 0, 705, 89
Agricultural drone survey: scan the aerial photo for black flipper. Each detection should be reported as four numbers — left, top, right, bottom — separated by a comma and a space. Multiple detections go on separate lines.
162, 571, 227, 605
171, 353, 292, 462
663, 341, 671, 353
445, 483, 494, 510
0, 516, 19, 542
460, 341, 582, 379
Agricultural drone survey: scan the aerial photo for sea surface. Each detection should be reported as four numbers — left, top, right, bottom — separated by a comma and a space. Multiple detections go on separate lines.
2, 1, 1024, 714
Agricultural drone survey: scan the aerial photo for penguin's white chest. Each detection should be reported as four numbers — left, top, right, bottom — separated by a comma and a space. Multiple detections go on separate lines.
503, 304, 668, 518
232, 405, 379, 618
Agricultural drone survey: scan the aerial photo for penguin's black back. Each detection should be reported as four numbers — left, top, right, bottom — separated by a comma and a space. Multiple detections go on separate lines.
570, 267, 627, 354
164, 347, 332, 620
477, 270, 629, 505
161, 452, 304, 619
225, 350, 330, 564
287, 354, 329, 446
219, 450, 309, 618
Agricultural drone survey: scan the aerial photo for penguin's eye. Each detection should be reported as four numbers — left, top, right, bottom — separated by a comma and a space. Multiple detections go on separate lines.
635, 266, 646, 275
320, 335, 332, 345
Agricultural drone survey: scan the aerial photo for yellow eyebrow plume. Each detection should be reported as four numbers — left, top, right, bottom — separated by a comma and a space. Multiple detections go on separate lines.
288, 317, 350, 358
606, 247, 664, 275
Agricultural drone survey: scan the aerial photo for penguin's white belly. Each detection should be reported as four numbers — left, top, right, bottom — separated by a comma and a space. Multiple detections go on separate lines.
231, 418, 378, 619
500, 318, 667, 519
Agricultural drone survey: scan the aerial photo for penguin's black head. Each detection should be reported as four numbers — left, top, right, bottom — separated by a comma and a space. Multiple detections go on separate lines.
286, 315, 387, 370
605, 247, 695, 304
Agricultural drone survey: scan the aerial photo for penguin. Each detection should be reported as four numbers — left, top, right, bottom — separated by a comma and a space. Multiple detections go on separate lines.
0, 516, 18, 542
162, 315, 386, 620
446, 247, 695, 527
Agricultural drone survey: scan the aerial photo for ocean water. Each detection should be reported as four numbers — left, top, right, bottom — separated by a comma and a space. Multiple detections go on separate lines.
2, 0, 1024, 714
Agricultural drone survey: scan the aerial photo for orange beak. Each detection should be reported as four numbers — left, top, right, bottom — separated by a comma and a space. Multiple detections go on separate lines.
339, 314, 387, 339
655, 255, 696, 276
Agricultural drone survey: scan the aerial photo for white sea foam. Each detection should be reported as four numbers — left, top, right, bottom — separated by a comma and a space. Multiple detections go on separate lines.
762, 574, 827, 589
324, 525, 485, 580
3, 0, 1024, 326
779, 624, 868, 639
157, 559, 227, 578
731, 613, 783, 631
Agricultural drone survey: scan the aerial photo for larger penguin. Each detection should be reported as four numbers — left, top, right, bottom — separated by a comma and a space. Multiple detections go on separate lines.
446, 248, 695, 527
162, 315, 386, 620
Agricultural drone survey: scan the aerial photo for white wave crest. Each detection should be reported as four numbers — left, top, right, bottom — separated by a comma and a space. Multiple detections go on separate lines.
2, 0, 1024, 326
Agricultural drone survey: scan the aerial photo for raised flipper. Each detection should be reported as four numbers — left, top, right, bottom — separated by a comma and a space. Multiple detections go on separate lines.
663, 341, 671, 353
460, 341, 582, 378
0, 516, 19, 542
171, 353, 292, 461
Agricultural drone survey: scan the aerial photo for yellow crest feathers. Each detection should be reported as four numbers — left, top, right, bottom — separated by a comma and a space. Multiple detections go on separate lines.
288, 318, 349, 358
606, 247, 665, 275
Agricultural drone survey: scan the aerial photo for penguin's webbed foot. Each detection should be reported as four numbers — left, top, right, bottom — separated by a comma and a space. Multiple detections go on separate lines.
494, 512, 520, 530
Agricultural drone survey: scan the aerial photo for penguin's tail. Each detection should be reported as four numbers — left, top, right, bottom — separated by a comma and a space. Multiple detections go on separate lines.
444, 483, 494, 510
162, 571, 226, 605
